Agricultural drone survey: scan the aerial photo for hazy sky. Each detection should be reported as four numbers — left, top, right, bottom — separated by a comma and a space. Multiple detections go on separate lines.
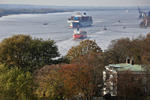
1, 0, 150, 7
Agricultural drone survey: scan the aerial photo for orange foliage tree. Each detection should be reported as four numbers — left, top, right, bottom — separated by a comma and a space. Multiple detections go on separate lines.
71, 52, 105, 96
61, 64, 95, 100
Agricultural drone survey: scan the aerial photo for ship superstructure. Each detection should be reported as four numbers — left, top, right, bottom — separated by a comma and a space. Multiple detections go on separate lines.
67, 12, 93, 28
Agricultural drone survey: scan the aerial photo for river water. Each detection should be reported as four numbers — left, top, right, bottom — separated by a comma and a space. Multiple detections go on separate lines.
0, 10, 150, 55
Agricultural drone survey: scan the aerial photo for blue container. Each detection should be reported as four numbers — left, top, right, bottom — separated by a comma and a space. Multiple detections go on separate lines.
74, 17, 79, 20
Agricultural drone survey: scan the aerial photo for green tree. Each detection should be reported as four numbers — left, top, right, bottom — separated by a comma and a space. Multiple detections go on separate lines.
66, 40, 102, 61
0, 64, 36, 100
0, 34, 59, 71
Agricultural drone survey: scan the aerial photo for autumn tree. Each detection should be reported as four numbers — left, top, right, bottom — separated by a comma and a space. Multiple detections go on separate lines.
66, 40, 102, 61
61, 64, 96, 100
66, 40, 103, 97
141, 34, 150, 64
71, 52, 105, 96
34, 63, 100, 100
34, 65, 66, 100
117, 71, 145, 100
107, 38, 132, 63
0, 34, 59, 71
140, 34, 150, 97
106, 37, 142, 64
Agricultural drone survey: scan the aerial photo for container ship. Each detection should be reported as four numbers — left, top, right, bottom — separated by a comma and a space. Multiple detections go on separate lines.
73, 28, 87, 40
67, 12, 93, 28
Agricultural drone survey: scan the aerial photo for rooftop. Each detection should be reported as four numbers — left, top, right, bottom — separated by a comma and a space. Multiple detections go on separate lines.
108, 63, 144, 72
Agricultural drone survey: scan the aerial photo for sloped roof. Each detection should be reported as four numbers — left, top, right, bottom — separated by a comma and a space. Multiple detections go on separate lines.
108, 63, 144, 71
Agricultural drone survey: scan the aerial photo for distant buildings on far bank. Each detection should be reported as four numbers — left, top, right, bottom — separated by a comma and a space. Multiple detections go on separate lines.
140, 10, 150, 28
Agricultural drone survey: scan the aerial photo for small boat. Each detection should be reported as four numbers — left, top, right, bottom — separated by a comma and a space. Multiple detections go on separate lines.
123, 26, 126, 29
73, 28, 87, 40
43, 23, 48, 25
125, 10, 129, 13
103, 26, 107, 30
118, 20, 121, 23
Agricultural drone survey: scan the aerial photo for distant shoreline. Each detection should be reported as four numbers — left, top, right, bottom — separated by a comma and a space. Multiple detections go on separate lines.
0, 8, 72, 18
0, 4, 150, 18
1, 4, 150, 18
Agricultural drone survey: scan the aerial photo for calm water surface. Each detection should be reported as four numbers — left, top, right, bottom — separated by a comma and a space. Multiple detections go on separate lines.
0, 10, 150, 55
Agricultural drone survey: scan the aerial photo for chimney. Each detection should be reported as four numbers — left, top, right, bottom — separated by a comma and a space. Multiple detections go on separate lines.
126, 57, 130, 64
130, 58, 134, 65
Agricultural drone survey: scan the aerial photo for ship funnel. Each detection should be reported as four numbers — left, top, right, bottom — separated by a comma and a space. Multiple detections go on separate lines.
83, 12, 86, 15
126, 57, 134, 65
126, 57, 130, 64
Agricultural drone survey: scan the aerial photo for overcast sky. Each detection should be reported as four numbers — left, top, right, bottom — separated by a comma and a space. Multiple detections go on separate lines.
0, 0, 150, 7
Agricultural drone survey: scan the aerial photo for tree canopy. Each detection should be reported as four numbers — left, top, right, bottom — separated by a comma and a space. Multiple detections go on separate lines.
0, 33, 150, 100
106, 37, 143, 64
117, 71, 145, 100
34, 64, 96, 100
0, 34, 59, 71
66, 40, 102, 61
0, 64, 36, 100
34, 65, 66, 100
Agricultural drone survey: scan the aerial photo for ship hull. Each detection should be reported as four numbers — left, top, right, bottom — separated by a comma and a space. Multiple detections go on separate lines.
73, 34, 87, 39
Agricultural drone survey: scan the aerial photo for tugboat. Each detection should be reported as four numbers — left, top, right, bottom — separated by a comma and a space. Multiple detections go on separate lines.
73, 27, 87, 40
68, 12, 93, 28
